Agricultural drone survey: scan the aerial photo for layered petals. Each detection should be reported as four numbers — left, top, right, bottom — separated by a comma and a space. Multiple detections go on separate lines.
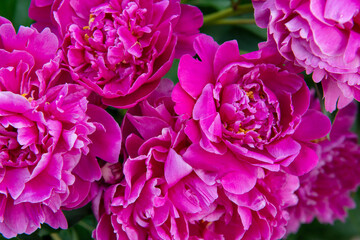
286, 99, 360, 234
253, 0, 360, 111
172, 34, 331, 175
0, 83, 121, 238
29, 0, 203, 108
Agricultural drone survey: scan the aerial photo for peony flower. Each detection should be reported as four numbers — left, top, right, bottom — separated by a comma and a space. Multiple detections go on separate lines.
253, 0, 360, 112
187, 171, 299, 240
0, 20, 121, 238
0, 17, 62, 99
286, 99, 360, 234
29, 0, 203, 108
0, 84, 122, 238
93, 79, 301, 240
93, 79, 205, 239
172, 34, 331, 177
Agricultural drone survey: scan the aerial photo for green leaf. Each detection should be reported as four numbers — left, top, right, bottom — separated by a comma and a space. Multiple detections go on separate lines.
183, 0, 231, 10
63, 204, 93, 228
164, 58, 180, 84
0, 0, 33, 30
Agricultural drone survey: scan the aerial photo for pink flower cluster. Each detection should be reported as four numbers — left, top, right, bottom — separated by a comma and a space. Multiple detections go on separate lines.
0, 18, 121, 237
29, 0, 203, 108
286, 98, 360, 234
253, 0, 360, 112
0, 0, 360, 239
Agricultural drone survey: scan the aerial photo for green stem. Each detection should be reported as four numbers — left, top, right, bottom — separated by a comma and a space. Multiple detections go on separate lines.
78, 221, 96, 232
203, 3, 254, 25
50, 233, 62, 240
314, 82, 325, 113
211, 18, 255, 25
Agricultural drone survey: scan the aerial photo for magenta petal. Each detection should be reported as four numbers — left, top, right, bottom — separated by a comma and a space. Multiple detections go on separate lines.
43, 207, 67, 230
266, 137, 301, 160
73, 154, 102, 182
199, 112, 222, 142
0, 92, 31, 113
3, 168, 30, 199
323, 0, 360, 24
174, 4, 203, 58
178, 55, 213, 99
238, 206, 252, 230
183, 143, 250, 175
293, 109, 331, 142
193, 34, 219, 67
164, 149, 192, 187
221, 166, 258, 195
285, 143, 319, 176
94, 214, 117, 240
172, 83, 195, 118
184, 119, 201, 143
192, 84, 216, 120
15, 172, 59, 203
126, 114, 169, 140
213, 40, 241, 77
0, 17, 11, 25
0, 202, 30, 238
125, 134, 144, 158
25, 27, 59, 67
87, 104, 121, 163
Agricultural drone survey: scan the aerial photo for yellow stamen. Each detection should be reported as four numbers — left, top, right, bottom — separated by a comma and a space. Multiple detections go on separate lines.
21, 93, 33, 102
237, 127, 249, 134
89, 14, 95, 25
237, 125, 255, 134
226, 126, 234, 132
246, 91, 254, 99
83, 26, 90, 30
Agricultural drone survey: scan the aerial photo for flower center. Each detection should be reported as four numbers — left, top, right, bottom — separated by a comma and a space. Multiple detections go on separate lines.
219, 73, 280, 148
67, 1, 153, 95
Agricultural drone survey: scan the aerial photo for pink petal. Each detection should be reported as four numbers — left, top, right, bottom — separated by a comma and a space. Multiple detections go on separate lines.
164, 149, 192, 187
87, 104, 121, 163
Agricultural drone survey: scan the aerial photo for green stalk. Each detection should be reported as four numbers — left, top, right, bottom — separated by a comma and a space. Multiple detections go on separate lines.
203, 3, 254, 25
50, 233, 62, 240
211, 18, 255, 25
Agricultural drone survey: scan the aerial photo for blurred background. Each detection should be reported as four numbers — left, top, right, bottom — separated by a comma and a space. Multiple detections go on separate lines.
1, 0, 360, 239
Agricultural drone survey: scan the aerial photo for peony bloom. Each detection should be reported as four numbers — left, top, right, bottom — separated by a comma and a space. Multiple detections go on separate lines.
0, 84, 121, 238
172, 34, 331, 177
93, 79, 203, 239
93, 79, 301, 240
253, 0, 360, 112
0, 20, 121, 238
29, 0, 203, 108
286, 99, 360, 234
0, 17, 62, 99
187, 171, 299, 240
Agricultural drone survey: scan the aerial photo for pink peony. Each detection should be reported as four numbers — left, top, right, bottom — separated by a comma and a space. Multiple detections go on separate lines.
286, 98, 360, 234
0, 20, 121, 238
187, 171, 299, 240
93, 79, 202, 239
93, 79, 300, 240
172, 34, 331, 177
29, 0, 203, 108
0, 17, 62, 99
253, 0, 360, 112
